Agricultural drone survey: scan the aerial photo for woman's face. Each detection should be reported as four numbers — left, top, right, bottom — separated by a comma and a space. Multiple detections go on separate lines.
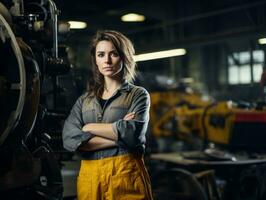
95, 40, 123, 78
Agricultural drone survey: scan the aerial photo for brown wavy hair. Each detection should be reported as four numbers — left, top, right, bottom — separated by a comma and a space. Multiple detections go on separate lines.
88, 30, 136, 98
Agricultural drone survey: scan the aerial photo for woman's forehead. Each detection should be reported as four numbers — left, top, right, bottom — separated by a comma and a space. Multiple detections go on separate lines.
96, 40, 116, 51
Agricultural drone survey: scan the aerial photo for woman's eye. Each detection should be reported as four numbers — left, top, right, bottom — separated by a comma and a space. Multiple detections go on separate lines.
97, 53, 104, 57
111, 52, 119, 57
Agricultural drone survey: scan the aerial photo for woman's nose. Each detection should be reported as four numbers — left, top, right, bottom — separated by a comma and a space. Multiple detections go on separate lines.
104, 55, 111, 63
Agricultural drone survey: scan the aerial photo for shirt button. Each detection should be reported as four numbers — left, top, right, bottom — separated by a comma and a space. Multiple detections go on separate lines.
97, 113, 102, 122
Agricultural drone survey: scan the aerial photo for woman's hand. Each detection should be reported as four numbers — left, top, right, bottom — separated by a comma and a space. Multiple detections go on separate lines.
123, 112, 135, 121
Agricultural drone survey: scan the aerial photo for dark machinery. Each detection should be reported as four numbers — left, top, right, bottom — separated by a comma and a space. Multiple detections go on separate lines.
0, 1, 68, 199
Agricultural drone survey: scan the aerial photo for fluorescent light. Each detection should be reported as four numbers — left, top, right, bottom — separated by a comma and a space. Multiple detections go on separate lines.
121, 13, 145, 22
134, 48, 186, 62
258, 38, 266, 44
68, 21, 87, 29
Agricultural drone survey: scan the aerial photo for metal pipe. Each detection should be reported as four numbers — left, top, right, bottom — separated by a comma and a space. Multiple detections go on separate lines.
47, 0, 58, 58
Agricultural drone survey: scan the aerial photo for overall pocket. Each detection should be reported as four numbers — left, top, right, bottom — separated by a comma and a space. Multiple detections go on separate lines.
110, 171, 146, 200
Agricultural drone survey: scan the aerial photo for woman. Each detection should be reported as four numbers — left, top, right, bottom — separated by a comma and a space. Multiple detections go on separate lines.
62, 30, 153, 200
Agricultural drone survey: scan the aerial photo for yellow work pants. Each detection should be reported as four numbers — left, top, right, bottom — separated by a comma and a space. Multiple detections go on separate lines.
77, 154, 153, 200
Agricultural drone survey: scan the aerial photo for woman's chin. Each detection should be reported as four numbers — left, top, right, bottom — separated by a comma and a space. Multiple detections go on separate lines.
102, 72, 114, 77
102, 71, 122, 78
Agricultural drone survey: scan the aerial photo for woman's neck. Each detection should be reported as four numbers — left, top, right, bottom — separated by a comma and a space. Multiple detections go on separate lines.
102, 77, 123, 99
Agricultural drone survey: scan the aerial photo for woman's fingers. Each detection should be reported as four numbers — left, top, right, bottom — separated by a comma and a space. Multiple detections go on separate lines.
124, 115, 134, 120
124, 113, 134, 120
123, 112, 135, 120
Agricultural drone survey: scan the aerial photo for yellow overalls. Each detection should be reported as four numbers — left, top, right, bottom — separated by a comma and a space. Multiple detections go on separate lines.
77, 154, 153, 200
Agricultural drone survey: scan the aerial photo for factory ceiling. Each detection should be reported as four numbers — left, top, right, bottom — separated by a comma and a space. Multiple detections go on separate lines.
51, 0, 266, 51
54, 1, 265, 31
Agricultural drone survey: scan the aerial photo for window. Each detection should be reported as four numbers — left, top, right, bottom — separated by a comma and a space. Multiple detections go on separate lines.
228, 50, 264, 85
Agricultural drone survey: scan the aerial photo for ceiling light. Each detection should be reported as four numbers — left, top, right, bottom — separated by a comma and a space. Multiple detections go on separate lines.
258, 38, 266, 44
134, 48, 186, 62
68, 21, 87, 29
121, 13, 145, 22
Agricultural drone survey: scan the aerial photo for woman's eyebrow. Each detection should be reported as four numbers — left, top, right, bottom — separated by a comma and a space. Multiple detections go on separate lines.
96, 49, 117, 53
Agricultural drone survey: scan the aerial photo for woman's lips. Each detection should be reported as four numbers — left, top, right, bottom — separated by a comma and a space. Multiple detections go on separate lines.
103, 66, 113, 70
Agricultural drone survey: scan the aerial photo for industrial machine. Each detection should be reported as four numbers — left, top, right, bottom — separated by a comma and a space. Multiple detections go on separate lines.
154, 99, 266, 151
146, 79, 211, 152
150, 88, 210, 138
0, 1, 69, 199
147, 74, 266, 199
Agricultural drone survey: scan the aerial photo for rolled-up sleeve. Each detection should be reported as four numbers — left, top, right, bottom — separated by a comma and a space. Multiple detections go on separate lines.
112, 87, 150, 152
62, 97, 93, 152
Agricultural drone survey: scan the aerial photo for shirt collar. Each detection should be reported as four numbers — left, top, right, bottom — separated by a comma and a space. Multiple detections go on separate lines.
117, 80, 134, 93
84, 80, 133, 98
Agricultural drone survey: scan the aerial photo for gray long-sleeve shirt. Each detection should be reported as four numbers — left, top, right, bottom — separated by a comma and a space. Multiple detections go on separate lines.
62, 81, 150, 159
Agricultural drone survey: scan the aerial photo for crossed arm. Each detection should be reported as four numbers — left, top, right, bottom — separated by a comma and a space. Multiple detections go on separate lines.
78, 112, 135, 151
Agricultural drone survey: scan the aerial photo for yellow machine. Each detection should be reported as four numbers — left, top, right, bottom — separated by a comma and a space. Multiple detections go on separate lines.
199, 101, 266, 149
149, 90, 210, 138
152, 96, 266, 150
